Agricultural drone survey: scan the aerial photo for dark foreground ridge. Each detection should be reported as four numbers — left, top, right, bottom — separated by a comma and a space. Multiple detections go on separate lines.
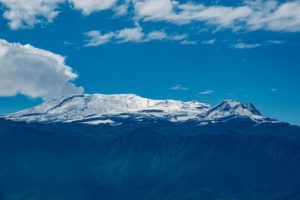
0, 117, 300, 200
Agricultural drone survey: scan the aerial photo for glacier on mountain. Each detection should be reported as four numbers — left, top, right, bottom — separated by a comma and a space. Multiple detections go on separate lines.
4, 94, 277, 124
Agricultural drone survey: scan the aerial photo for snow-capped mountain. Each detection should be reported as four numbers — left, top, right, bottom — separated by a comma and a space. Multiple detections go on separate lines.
5, 94, 276, 124
198, 100, 266, 122
2, 95, 299, 200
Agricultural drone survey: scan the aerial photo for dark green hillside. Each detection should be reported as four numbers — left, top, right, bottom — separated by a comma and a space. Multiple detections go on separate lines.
0, 119, 300, 200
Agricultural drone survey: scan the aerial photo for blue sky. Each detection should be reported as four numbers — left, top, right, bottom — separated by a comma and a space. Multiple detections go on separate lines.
0, 0, 299, 125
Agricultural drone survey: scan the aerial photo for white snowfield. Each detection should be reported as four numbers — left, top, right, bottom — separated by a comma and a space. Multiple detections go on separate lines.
5, 94, 276, 125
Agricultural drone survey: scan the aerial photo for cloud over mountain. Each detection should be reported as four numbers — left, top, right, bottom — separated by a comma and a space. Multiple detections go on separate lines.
0, 39, 84, 100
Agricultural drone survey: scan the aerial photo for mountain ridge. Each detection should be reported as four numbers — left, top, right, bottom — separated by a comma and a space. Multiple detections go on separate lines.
0, 116, 300, 200
1, 95, 300, 200
5, 93, 278, 125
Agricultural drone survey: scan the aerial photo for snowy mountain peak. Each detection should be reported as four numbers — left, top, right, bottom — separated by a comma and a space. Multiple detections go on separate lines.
217, 100, 261, 114
203, 99, 264, 121
5, 94, 275, 124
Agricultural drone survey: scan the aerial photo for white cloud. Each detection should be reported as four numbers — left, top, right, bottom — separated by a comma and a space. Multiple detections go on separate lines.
0, 39, 84, 100
267, 40, 284, 45
146, 31, 188, 42
170, 84, 188, 90
202, 39, 216, 45
0, 0, 116, 29
199, 90, 214, 95
233, 39, 284, 49
84, 31, 114, 47
170, 34, 188, 41
113, 0, 132, 16
133, 0, 300, 32
247, 1, 300, 32
116, 27, 145, 42
180, 40, 197, 45
134, 0, 252, 27
146, 31, 167, 40
134, 0, 176, 21
234, 42, 262, 49
84, 26, 189, 46
1, 0, 299, 32
69, 0, 117, 15
114, 4, 129, 16
0, 0, 63, 30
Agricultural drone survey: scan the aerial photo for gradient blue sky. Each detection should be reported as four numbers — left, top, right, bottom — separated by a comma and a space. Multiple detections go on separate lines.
0, 0, 299, 125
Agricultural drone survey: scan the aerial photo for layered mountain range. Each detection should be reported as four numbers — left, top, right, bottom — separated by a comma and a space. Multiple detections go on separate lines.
1, 94, 300, 200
